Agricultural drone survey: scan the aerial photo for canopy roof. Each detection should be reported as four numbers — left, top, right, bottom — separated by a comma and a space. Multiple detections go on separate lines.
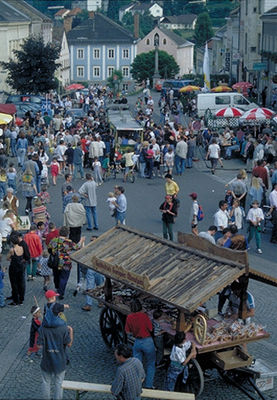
0, 104, 16, 115
72, 226, 249, 313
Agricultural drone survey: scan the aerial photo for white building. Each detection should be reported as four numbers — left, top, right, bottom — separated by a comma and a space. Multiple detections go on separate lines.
72, 0, 102, 11
119, 2, 163, 22
0, 0, 52, 92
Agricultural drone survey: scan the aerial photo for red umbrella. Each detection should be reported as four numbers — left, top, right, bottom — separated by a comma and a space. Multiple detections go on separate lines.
240, 107, 275, 121
65, 83, 85, 91
0, 103, 16, 115
215, 107, 244, 118
232, 82, 253, 91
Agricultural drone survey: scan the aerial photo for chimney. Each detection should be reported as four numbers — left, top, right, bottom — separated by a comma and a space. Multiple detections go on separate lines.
134, 13, 139, 39
64, 15, 73, 33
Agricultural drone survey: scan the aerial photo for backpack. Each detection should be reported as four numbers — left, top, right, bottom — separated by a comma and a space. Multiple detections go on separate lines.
197, 205, 204, 221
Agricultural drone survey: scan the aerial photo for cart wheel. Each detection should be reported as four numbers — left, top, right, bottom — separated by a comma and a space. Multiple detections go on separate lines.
182, 359, 204, 398
99, 308, 126, 348
193, 314, 207, 345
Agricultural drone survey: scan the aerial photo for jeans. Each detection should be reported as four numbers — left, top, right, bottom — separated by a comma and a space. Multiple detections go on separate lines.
58, 269, 71, 296
27, 258, 39, 277
186, 157, 193, 168
248, 224, 261, 249
84, 206, 98, 229
165, 363, 188, 391
11, 138, 17, 157
162, 221, 173, 241
175, 155, 186, 174
25, 196, 33, 212
0, 287, 5, 307
146, 159, 153, 178
36, 175, 41, 193
226, 144, 240, 158
17, 148, 26, 167
133, 337, 156, 388
73, 163, 84, 179
41, 369, 65, 400
0, 182, 7, 200
8, 179, 17, 193
154, 335, 164, 365
86, 269, 104, 306
116, 211, 126, 225
139, 162, 146, 178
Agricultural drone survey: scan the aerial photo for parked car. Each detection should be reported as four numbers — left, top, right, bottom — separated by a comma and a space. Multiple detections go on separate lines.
161, 79, 194, 98
15, 103, 41, 119
6, 94, 45, 105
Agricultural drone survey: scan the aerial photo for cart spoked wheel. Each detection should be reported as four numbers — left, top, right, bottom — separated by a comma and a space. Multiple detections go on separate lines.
181, 359, 204, 398
99, 308, 126, 347
193, 314, 207, 345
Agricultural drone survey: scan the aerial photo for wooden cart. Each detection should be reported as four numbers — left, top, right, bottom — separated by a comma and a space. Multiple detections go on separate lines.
72, 226, 276, 399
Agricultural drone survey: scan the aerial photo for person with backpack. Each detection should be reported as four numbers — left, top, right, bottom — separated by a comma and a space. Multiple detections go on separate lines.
189, 192, 203, 235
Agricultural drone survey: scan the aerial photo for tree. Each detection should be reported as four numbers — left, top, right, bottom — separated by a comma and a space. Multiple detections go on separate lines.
194, 12, 214, 47
139, 12, 155, 37
107, 69, 123, 95
131, 50, 179, 83
107, 0, 122, 21
1, 36, 60, 93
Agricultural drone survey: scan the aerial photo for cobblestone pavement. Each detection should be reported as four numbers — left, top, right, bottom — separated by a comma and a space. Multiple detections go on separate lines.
1, 92, 277, 400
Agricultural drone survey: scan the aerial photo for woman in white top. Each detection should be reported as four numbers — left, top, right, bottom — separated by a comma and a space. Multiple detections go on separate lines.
247, 200, 264, 254
206, 138, 221, 174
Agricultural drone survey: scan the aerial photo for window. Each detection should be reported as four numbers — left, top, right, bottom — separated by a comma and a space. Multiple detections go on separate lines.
250, 46, 256, 52
122, 49, 129, 59
215, 95, 230, 105
146, 39, 150, 45
122, 67, 129, 77
245, 0, 248, 15
108, 48, 115, 59
163, 38, 167, 45
93, 66, 100, 77
122, 83, 129, 91
108, 66, 114, 77
77, 66, 84, 78
234, 95, 249, 105
77, 48, 84, 59
245, 33, 247, 54
258, 33, 261, 54
93, 48, 100, 59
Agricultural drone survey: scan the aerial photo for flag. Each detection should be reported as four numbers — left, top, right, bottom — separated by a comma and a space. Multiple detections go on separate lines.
203, 43, 210, 91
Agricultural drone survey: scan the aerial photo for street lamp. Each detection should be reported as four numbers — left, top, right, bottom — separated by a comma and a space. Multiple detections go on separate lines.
153, 32, 160, 87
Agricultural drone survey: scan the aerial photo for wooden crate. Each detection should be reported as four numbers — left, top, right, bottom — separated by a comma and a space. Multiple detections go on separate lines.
211, 347, 253, 370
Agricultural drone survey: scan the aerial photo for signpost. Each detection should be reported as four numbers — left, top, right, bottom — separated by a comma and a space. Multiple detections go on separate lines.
253, 62, 268, 71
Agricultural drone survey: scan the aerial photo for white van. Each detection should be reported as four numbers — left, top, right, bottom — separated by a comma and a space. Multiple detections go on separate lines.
197, 93, 257, 117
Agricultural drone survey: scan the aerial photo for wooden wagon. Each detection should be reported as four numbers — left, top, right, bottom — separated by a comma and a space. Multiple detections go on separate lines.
72, 226, 277, 399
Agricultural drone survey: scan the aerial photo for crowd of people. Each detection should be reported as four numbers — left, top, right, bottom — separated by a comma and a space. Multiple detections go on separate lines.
0, 82, 276, 400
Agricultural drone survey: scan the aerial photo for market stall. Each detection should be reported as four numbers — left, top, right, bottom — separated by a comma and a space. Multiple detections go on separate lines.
72, 226, 276, 399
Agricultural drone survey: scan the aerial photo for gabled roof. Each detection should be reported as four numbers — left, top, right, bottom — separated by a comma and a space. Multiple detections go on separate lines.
161, 14, 197, 25
6, 0, 51, 22
132, 2, 162, 11
55, 8, 70, 18
158, 26, 194, 47
52, 25, 65, 44
67, 7, 82, 17
72, 226, 248, 313
261, 6, 277, 18
67, 13, 135, 44
0, 0, 30, 23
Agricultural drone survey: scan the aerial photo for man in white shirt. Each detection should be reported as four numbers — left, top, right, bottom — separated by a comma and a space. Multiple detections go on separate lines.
189, 192, 199, 235
175, 136, 188, 176
207, 138, 221, 174
214, 200, 229, 240
269, 183, 277, 243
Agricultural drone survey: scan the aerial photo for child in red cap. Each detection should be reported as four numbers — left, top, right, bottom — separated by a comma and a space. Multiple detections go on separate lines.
43, 290, 69, 327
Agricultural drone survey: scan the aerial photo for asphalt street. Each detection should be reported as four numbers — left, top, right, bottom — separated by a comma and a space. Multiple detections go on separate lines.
0, 91, 277, 400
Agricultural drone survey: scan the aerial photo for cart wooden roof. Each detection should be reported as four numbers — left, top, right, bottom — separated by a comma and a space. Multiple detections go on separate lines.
72, 226, 249, 313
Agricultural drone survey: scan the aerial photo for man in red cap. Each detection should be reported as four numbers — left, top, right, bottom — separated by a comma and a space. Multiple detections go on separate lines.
189, 193, 199, 235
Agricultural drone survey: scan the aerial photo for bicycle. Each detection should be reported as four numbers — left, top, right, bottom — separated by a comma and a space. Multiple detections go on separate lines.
122, 166, 135, 183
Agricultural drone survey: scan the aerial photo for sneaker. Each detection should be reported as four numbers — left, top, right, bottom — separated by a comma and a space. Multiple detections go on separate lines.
27, 275, 32, 281
9, 302, 18, 306
82, 305, 91, 311
257, 248, 262, 254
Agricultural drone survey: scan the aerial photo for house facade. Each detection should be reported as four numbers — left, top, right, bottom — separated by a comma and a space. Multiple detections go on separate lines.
160, 14, 197, 30
137, 26, 194, 76
53, 27, 70, 88
0, 0, 52, 92
67, 13, 137, 91
72, 0, 102, 12
260, 6, 277, 106
119, 2, 163, 22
